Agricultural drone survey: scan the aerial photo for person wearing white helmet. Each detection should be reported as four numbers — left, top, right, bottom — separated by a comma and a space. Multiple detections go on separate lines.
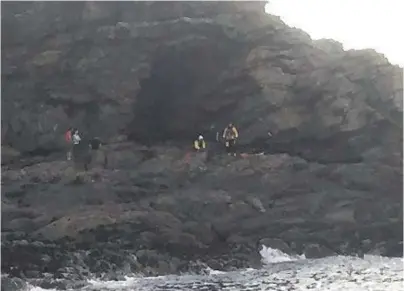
193, 134, 206, 151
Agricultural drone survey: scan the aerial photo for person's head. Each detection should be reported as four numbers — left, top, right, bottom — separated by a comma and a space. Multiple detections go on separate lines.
74, 129, 79, 135
228, 123, 233, 128
198, 135, 204, 141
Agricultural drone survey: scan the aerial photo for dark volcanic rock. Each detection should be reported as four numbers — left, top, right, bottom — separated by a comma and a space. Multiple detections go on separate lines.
1, 0, 402, 282
303, 243, 336, 259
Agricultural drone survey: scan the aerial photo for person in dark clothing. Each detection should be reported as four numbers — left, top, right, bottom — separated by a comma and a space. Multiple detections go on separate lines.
88, 137, 108, 169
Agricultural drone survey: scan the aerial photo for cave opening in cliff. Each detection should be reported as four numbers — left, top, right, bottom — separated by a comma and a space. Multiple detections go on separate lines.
129, 44, 237, 145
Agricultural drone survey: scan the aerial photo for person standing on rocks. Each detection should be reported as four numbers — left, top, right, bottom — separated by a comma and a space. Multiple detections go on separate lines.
71, 129, 82, 160
193, 135, 206, 151
72, 129, 81, 146
65, 127, 73, 160
222, 123, 239, 156
71, 130, 94, 172
88, 137, 108, 169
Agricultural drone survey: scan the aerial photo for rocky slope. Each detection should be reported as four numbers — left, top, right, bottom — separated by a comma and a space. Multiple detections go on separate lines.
1, 1, 403, 286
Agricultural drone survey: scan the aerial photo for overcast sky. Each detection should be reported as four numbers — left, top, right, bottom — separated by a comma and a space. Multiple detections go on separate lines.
265, 0, 403, 67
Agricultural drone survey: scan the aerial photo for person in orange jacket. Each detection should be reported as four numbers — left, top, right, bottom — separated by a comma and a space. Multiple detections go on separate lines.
222, 123, 239, 156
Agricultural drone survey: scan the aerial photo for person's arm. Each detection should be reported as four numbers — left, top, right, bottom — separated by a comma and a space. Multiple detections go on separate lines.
222, 128, 227, 139
194, 140, 200, 150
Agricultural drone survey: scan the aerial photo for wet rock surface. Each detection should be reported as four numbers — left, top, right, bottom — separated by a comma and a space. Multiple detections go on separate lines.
1, 1, 402, 282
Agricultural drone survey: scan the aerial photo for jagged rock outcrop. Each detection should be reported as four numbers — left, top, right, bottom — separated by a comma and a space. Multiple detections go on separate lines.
2, 1, 402, 161
1, 1, 402, 284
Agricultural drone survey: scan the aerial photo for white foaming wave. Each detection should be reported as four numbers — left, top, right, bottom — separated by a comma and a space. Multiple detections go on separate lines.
26, 286, 58, 291
259, 245, 306, 264
85, 269, 225, 291
81, 255, 403, 291
21, 254, 404, 291
87, 275, 141, 289
204, 266, 226, 275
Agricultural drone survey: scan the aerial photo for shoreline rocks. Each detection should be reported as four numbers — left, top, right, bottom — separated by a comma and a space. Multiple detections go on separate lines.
1, 143, 402, 280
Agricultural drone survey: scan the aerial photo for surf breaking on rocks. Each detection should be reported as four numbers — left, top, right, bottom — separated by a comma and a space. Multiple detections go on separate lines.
8, 246, 403, 291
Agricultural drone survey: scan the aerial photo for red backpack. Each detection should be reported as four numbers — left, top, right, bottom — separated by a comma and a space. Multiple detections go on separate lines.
65, 130, 72, 143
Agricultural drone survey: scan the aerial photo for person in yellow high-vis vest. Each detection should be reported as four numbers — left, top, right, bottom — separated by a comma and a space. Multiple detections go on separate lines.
193, 135, 206, 151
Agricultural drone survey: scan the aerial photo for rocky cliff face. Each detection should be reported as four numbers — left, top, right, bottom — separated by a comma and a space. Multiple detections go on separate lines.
1, 1, 403, 286
2, 1, 402, 160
